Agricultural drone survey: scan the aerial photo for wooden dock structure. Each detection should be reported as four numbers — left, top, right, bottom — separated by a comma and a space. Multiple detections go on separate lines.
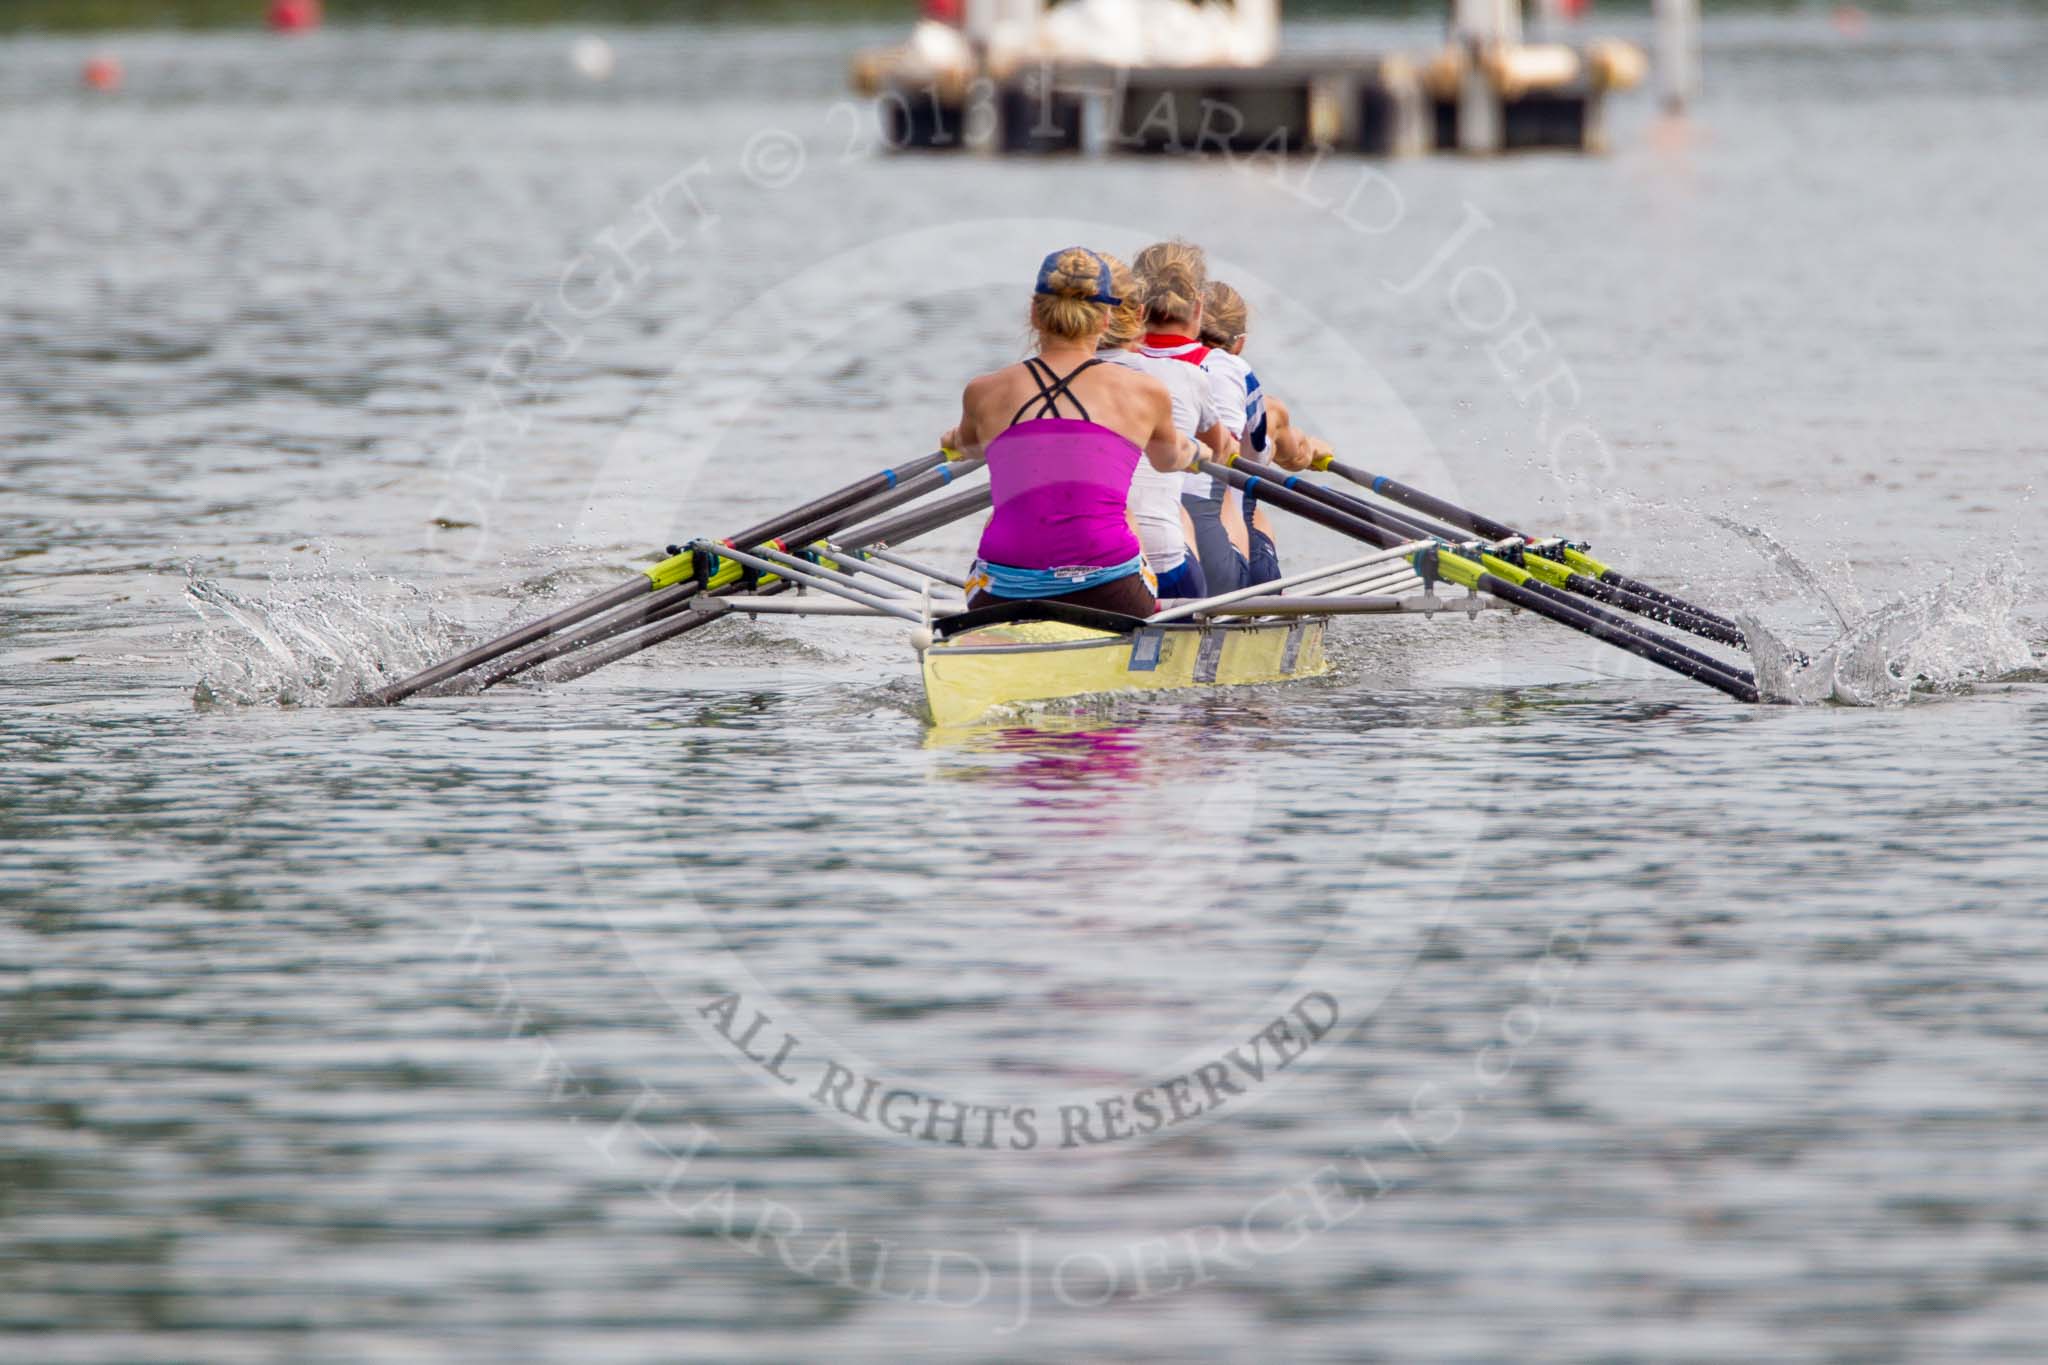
851, 1, 1662, 160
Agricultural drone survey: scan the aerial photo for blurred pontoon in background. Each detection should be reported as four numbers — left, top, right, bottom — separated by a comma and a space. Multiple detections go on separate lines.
851, 0, 1693, 156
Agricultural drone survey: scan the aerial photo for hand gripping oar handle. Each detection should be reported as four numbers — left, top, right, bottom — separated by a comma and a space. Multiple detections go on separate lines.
1200, 459, 1760, 703
357, 450, 958, 705
1312, 454, 1745, 638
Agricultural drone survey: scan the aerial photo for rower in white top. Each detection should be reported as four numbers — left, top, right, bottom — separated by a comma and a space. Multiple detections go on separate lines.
1093, 250, 1235, 600
1130, 241, 1327, 594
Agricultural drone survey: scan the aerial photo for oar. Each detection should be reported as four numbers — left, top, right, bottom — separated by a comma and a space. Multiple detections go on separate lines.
472, 456, 985, 690
1237, 459, 1749, 651
358, 451, 957, 705
1201, 460, 1760, 703
542, 590, 777, 685
1312, 455, 1745, 637
541, 478, 994, 684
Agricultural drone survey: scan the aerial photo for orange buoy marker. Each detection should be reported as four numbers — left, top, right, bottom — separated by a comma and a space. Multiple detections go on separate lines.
1831, 5, 1869, 39
267, 0, 323, 32
82, 54, 123, 91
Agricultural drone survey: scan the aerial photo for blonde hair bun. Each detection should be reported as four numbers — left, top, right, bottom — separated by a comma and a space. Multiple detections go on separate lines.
1029, 245, 1118, 345
1200, 280, 1249, 347
1133, 239, 1208, 328
1041, 248, 1112, 301
1099, 253, 1143, 349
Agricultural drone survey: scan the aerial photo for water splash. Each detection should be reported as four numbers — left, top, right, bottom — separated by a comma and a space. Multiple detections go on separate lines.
1709, 512, 1863, 633
1715, 521, 2037, 706
184, 555, 471, 708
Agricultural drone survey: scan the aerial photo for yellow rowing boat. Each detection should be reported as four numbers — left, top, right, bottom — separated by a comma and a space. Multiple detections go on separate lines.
919, 614, 1330, 727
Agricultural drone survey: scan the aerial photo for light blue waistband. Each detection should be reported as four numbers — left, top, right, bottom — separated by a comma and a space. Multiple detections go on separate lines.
973, 555, 1145, 599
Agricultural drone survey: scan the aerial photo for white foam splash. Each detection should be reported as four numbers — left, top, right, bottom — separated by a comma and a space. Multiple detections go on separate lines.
184, 556, 471, 708
1715, 522, 2038, 706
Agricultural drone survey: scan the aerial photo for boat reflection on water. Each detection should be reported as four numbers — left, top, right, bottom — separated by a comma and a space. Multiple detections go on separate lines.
921, 697, 1293, 798
925, 716, 1152, 791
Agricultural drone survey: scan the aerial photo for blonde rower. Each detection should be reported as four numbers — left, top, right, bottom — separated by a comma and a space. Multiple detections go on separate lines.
941, 247, 1198, 618
1093, 253, 1236, 600
1132, 242, 1311, 593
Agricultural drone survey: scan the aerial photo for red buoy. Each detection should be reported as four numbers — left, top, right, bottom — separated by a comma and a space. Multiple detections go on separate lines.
82, 54, 123, 91
267, 0, 323, 32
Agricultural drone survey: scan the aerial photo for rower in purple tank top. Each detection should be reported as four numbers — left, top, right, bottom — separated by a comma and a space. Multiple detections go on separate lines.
941, 247, 1200, 618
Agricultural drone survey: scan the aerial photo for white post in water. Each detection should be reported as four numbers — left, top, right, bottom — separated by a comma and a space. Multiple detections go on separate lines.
1654, 0, 1702, 114
1450, 0, 1517, 153
961, 0, 996, 57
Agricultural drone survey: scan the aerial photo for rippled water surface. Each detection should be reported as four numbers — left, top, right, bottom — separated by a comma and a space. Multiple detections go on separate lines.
5, 14, 2047, 1361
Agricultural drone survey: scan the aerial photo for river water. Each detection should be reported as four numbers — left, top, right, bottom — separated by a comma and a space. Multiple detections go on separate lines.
4, 12, 2046, 1361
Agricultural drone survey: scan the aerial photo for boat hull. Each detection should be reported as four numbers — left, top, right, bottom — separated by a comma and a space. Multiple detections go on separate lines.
920, 615, 1329, 726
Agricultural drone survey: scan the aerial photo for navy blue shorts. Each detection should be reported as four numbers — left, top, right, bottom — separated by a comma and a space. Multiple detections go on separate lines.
1153, 556, 1208, 601
1181, 487, 1280, 594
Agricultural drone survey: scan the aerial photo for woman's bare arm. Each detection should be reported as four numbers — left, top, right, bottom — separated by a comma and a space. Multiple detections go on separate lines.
1198, 421, 1238, 460
939, 374, 994, 458
1142, 385, 1195, 474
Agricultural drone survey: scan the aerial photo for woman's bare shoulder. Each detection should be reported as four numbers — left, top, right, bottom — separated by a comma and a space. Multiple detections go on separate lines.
963, 362, 1024, 399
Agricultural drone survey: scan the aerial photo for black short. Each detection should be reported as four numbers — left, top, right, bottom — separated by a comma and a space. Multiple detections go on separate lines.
967, 573, 1156, 618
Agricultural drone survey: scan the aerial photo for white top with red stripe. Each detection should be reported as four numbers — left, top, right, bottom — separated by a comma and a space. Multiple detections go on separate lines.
1100, 347, 1218, 574
1140, 333, 1242, 501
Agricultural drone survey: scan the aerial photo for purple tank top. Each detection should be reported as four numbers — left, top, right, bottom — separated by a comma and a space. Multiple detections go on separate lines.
975, 419, 1144, 570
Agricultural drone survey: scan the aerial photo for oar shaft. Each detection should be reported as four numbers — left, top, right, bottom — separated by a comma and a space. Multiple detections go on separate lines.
1504, 573, 1754, 689
1545, 569, 1749, 649
361, 452, 955, 705
544, 589, 774, 685
477, 579, 699, 688
358, 578, 648, 705
1475, 574, 1760, 704
726, 450, 950, 550
839, 482, 993, 550
1236, 457, 1466, 544
1205, 461, 1407, 552
1247, 458, 1747, 647
1556, 549, 1744, 636
1200, 459, 1757, 701
777, 456, 983, 551
477, 458, 987, 690
1319, 456, 1522, 542
1317, 455, 1748, 638
543, 473, 995, 680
